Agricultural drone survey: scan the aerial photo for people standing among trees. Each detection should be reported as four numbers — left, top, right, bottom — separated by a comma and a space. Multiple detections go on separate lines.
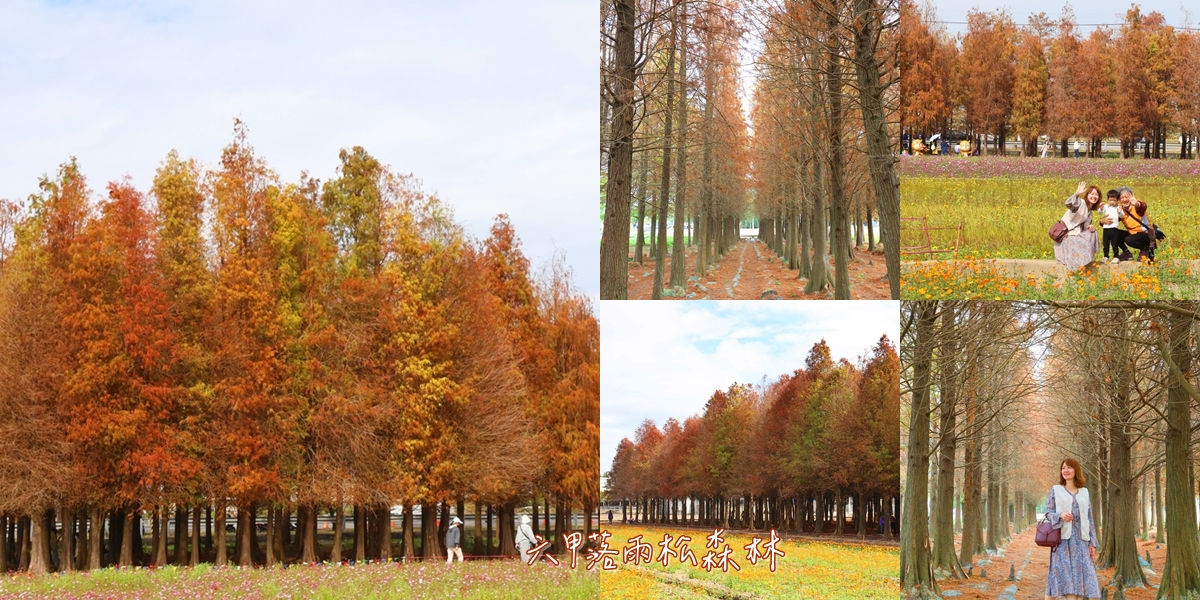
515, 515, 537, 564
1052, 181, 1101, 271
1043, 458, 1100, 600
445, 517, 463, 564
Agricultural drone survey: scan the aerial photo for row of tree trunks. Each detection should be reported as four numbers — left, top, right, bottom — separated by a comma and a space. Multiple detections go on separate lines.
612, 493, 895, 536
2, 501, 559, 572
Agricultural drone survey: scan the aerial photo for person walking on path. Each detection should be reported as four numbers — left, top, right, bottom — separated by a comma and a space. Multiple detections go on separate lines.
1044, 457, 1100, 599
515, 515, 537, 564
607, 509, 613, 525
445, 517, 464, 564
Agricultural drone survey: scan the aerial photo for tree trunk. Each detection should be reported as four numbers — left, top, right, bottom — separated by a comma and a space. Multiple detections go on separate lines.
486, 505, 494, 555
214, 501, 227, 566
986, 436, 1000, 551
804, 145, 830, 293
265, 507, 276, 567
189, 506, 200, 566
1156, 461, 1164, 543
0, 515, 6, 574
17, 516, 29, 571
473, 502, 483, 556
1158, 304, 1200, 598
353, 504, 365, 562
933, 302, 965, 577
301, 505, 317, 563
331, 503, 345, 562
669, 0, 689, 289
86, 509, 101, 570
152, 507, 167, 566
799, 164, 812, 279
599, 0, 637, 299
421, 502, 443, 559
825, 8, 850, 300
532, 497, 539, 537
852, 0, 899, 298
403, 504, 415, 559
498, 503, 517, 557
119, 508, 134, 567
174, 504, 187, 565
60, 506, 74, 573
377, 505, 392, 561
236, 504, 253, 567
652, 2, 678, 300
27, 511, 51, 575
555, 498, 568, 554
900, 301, 938, 597
635, 150, 648, 264
1096, 326, 1148, 587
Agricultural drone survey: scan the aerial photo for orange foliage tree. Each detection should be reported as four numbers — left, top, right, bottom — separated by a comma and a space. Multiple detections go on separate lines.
0, 124, 598, 572
606, 337, 900, 538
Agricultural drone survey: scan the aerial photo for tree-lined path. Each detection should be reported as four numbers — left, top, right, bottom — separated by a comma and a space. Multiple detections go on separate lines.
600, 0, 901, 300
901, 301, 1200, 600
933, 526, 1164, 600
627, 238, 890, 299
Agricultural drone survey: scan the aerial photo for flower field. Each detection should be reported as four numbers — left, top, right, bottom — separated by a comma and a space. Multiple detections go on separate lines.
898, 154, 1200, 180
900, 156, 1200, 298
901, 257, 1199, 300
0, 560, 599, 600
598, 525, 898, 599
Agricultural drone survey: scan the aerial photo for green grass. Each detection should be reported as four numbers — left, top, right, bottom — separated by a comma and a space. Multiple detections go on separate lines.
599, 525, 898, 599
901, 176, 1200, 259
0, 560, 598, 599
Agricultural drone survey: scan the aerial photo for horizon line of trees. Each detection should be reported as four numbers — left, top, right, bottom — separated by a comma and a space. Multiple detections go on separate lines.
0, 121, 599, 574
605, 337, 899, 538
901, 1, 1200, 158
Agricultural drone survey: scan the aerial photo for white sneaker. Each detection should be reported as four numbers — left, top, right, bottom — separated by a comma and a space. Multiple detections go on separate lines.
1112, 257, 1120, 264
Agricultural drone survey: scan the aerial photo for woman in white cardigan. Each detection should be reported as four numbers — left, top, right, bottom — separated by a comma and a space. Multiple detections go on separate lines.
1053, 182, 1102, 272
1044, 457, 1100, 599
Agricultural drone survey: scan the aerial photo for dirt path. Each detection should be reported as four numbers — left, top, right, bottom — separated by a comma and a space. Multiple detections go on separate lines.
627, 239, 891, 300
937, 527, 1164, 600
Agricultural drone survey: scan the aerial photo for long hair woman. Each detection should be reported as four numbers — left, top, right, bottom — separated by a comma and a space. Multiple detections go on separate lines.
1053, 182, 1102, 272
1044, 458, 1100, 600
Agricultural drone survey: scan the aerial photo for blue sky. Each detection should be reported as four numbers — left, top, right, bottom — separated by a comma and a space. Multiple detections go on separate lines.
0, 0, 596, 295
928, 0, 1195, 37
599, 301, 900, 480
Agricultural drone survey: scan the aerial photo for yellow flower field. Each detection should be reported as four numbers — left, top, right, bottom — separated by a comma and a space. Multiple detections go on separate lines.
598, 525, 898, 599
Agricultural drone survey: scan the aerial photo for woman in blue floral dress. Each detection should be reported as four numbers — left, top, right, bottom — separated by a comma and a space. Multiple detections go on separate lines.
1044, 457, 1100, 599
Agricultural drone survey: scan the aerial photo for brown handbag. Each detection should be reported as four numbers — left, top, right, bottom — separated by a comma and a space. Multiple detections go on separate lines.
1035, 513, 1061, 550
1049, 220, 1068, 243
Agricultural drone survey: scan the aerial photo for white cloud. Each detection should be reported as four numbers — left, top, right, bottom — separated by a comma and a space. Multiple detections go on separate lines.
0, 0, 597, 294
